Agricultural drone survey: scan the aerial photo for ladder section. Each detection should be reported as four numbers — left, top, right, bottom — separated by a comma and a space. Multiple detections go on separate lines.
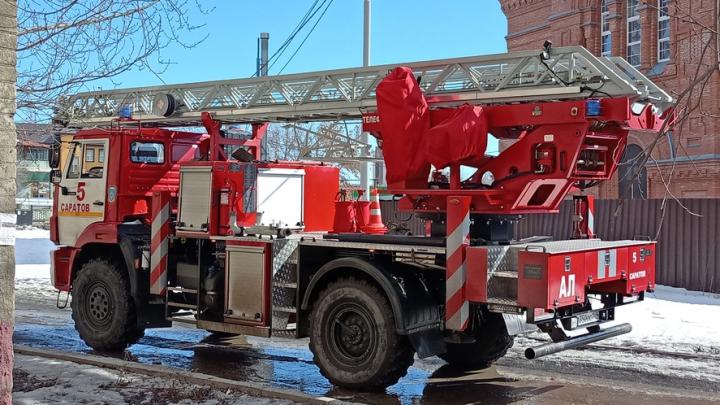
271, 239, 300, 338
56, 46, 673, 128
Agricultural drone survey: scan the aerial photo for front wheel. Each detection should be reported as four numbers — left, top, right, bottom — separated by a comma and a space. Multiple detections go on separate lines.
71, 259, 144, 351
439, 311, 514, 369
309, 277, 415, 390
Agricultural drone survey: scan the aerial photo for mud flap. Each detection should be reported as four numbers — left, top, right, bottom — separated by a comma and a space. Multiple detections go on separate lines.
408, 328, 445, 359
502, 313, 538, 336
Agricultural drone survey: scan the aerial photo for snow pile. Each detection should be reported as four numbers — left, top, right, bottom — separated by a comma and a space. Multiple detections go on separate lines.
13, 354, 295, 404
614, 286, 720, 356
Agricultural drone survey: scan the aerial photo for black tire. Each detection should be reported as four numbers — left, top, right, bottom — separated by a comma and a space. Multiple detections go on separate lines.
439, 312, 514, 369
309, 277, 415, 390
71, 259, 144, 351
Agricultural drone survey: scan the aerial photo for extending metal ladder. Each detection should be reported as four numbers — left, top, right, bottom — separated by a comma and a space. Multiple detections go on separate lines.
55, 46, 673, 128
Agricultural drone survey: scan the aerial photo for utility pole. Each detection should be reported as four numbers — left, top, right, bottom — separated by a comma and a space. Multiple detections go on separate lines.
360, 0, 372, 198
257, 32, 269, 159
258, 32, 269, 77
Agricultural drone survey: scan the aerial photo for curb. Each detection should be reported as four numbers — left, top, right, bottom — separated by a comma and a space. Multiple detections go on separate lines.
14, 345, 355, 405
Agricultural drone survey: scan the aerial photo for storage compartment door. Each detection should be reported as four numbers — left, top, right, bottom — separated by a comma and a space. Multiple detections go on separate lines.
178, 166, 212, 231
225, 245, 268, 325
257, 168, 304, 227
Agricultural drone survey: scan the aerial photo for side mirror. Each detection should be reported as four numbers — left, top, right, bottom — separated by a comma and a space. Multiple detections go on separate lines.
50, 169, 62, 185
49, 145, 60, 169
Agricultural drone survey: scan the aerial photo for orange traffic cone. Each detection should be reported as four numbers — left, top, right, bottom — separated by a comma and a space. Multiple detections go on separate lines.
361, 189, 388, 235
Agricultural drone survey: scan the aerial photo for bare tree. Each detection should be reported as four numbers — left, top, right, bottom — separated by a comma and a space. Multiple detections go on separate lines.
0, 1, 209, 401
265, 121, 367, 184
15, 0, 210, 120
612, 0, 720, 236
0, 2, 15, 403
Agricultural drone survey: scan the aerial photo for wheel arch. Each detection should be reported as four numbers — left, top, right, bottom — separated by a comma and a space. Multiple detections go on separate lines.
70, 222, 151, 324
71, 241, 138, 299
301, 257, 443, 344
301, 257, 405, 334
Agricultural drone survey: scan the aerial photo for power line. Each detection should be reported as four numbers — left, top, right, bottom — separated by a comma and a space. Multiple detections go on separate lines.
265, 0, 326, 73
277, 0, 334, 74
253, 0, 325, 76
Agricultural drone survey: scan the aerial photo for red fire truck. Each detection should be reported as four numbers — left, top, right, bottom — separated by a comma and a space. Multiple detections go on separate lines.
49, 46, 672, 390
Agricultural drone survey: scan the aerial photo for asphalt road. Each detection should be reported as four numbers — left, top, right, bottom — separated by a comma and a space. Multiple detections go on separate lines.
13, 294, 720, 404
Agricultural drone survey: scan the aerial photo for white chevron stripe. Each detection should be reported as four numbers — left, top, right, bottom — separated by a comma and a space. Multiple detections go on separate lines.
151, 203, 170, 237
446, 301, 469, 330
150, 238, 168, 272
446, 211, 470, 255
446, 261, 466, 299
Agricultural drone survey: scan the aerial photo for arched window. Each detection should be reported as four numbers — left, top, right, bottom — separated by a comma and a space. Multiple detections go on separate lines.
627, 0, 641, 66
601, 0, 612, 56
618, 144, 647, 199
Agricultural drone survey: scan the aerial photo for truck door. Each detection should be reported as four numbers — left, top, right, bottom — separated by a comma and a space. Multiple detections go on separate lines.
57, 139, 109, 246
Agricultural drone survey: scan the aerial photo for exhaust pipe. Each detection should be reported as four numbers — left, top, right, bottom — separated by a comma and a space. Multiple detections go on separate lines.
525, 323, 632, 360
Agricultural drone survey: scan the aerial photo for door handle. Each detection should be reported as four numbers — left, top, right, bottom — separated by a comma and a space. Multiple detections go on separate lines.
93, 200, 104, 206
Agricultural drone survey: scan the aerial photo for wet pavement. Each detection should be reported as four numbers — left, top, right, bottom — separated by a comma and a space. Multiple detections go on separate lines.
13, 298, 720, 404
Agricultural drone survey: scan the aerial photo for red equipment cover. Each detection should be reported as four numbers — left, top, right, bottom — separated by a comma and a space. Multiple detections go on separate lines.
424, 105, 488, 169
376, 67, 431, 189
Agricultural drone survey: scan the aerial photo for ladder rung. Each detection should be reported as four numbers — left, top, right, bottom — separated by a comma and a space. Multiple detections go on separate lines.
168, 316, 197, 325
274, 282, 298, 288
273, 306, 297, 313
167, 287, 198, 294
167, 302, 197, 309
490, 271, 518, 279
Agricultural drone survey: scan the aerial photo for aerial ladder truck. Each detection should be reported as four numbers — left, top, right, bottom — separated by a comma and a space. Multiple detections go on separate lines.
48, 45, 673, 390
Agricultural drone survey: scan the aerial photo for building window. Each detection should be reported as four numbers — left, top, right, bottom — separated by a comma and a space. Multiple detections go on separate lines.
627, 0, 641, 66
618, 144, 647, 199
85, 147, 95, 162
686, 137, 702, 148
23, 147, 48, 161
601, 0, 612, 56
658, 0, 670, 61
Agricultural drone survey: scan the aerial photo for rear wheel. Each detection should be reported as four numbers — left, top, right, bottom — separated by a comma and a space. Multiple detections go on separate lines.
71, 259, 144, 351
439, 311, 514, 369
309, 277, 415, 390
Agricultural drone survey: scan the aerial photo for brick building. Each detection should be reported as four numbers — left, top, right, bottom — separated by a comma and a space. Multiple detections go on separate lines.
499, 0, 720, 198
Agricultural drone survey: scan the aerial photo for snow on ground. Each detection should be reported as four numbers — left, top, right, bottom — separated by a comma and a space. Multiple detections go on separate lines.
613, 287, 720, 356
12, 354, 296, 405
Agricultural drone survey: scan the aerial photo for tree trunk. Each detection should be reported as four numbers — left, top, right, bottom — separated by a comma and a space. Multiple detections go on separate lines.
0, 2, 17, 404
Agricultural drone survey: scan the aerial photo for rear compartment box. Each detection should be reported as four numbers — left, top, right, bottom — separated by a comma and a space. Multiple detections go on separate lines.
517, 240, 656, 310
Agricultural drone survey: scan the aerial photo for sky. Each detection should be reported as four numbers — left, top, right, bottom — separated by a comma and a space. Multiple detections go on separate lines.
93, 0, 508, 89
80, 1, 508, 179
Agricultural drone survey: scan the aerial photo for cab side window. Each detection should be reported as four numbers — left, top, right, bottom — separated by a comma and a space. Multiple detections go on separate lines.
131, 142, 165, 164
66, 143, 105, 179
66, 144, 82, 179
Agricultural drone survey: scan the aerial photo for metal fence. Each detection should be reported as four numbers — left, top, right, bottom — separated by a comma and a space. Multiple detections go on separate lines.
381, 198, 720, 293
16, 206, 51, 226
